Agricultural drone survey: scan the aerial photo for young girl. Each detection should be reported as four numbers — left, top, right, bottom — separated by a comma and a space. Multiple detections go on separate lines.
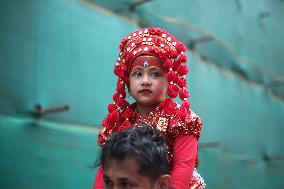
94, 28, 205, 189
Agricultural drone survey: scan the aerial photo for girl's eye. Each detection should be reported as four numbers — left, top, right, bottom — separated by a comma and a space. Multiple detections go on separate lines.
130, 71, 142, 77
151, 71, 162, 77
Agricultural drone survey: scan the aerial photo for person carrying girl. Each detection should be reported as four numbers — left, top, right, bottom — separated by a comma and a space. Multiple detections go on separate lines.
94, 27, 206, 189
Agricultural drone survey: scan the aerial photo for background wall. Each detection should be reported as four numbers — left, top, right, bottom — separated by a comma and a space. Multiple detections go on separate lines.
0, 0, 283, 188
0, 0, 136, 125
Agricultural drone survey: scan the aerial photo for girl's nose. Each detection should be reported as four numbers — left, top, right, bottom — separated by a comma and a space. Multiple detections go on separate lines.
141, 74, 151, 86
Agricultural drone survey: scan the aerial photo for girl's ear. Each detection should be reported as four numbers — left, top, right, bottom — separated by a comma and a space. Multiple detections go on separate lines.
158, 174, 171, 189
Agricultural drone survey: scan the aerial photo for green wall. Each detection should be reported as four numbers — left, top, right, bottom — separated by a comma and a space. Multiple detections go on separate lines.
0, 0, 135, 188
0, 115, 98, 189
0, 0, 283, 188
0, 0, 136, 125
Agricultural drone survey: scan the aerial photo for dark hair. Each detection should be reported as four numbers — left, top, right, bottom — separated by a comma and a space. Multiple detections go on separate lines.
100, 124, 170, 181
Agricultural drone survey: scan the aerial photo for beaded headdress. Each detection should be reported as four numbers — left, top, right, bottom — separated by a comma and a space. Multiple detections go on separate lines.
99, 28, 192, 144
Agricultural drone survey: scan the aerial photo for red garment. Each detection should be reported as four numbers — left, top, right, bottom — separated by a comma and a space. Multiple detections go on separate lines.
93, 165, 103, 189
171, 135, 197, 189
94, 102, 204, 189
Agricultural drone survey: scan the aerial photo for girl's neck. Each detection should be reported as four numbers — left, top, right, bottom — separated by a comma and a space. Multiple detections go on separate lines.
136, 103, 159, 117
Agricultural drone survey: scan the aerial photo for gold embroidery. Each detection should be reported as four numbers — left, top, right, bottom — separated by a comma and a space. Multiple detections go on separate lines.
157, 117, 168, 132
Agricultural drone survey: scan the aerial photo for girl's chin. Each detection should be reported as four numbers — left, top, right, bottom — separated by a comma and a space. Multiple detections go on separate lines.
136, 101, 162, 107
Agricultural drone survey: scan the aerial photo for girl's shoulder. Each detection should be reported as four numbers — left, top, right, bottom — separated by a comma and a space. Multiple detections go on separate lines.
158, 101, 203, 140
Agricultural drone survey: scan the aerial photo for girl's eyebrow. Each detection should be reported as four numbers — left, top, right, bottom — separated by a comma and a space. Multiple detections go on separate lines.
130, 66, 144, 71
130, 66, 144, 74
147, 66, 164, 73
130, 66, 165, 75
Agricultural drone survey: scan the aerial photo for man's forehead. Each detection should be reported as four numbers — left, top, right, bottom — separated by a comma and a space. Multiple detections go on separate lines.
103, 158, 152, 188
104, 158, 141, 177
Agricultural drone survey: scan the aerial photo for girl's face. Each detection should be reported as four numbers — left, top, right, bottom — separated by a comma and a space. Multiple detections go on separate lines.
129, 56, 168, 108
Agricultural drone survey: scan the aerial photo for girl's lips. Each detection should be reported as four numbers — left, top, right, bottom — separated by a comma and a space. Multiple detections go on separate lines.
139, 89, 152, 94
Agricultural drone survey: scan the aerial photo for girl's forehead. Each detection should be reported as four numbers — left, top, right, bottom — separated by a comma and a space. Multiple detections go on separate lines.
130, 55, 165, 72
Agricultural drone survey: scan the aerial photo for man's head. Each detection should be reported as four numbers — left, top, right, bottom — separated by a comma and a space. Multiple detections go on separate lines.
100, 125, 171, 189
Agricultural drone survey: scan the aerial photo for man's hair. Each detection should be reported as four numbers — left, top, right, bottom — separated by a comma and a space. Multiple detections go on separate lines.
100, 124, 170, 181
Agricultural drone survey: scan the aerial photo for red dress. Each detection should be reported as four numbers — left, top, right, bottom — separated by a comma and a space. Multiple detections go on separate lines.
94, 102, 206, 189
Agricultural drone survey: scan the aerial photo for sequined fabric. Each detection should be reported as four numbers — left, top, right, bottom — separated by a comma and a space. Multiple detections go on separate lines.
188, 169, 206, 189
98, 101, 205, 188
132, 102, 201, 167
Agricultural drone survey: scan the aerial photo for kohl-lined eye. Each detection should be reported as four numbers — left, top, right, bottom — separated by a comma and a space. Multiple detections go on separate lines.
130, 70, 142, 77
151, 70, 163, 77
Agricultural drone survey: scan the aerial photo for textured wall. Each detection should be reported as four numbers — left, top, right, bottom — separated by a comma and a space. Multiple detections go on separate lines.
0, 0, 283, 188
0, 0, 136, 125
0, 115, 98, 189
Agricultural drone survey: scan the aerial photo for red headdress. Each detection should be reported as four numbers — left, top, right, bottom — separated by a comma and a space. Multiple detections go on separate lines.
99, 28, 194, 145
